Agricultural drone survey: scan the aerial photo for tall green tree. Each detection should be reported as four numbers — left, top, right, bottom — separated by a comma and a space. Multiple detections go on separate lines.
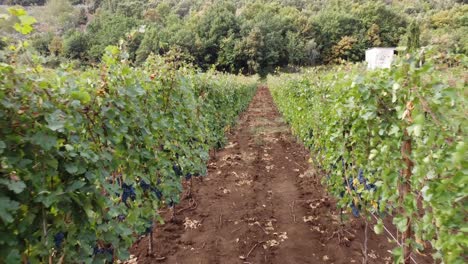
135, 27, 161, 64
406, 20, 421, 53
85, 12, 139, 61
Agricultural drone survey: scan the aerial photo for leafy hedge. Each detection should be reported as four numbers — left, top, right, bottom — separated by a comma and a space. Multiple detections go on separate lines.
0, 46, 256, 263
269, 54, 466, 263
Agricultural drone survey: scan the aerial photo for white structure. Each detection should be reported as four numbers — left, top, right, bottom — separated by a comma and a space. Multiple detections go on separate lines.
365, 47, 396, 70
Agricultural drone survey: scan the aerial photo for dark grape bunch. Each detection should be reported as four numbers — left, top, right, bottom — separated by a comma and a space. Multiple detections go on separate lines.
357, 169, 377, 191
54, 232, 65, 248
139, 180, 151, 191
93, 245, 114, 256
172, 164, 182, 176
350, 203, 360, 217
121, 183, 136, 205
117, 214, 126, 222
139, 179, 163, 200
343, 168, 379, 217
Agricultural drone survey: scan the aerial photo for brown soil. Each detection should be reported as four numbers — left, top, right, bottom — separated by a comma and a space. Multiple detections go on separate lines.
129, 87, 419, 264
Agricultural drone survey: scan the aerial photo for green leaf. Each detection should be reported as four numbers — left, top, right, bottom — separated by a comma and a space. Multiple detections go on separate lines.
0, 179, 26, 194
46, 110, 66, 131
0, 196, 20, 224
18, 15, 37, 26
362, 111, 374, 120
71, 91, 91, 104
66, 181, 86, 192
389, 125, 399, 136
5, 249, 21, 264
374, 219, 384, 235
368, 149, 378, 160
0, 140, 5, 154
65, 163, 78, 174
392, 83, 400, 103
393, 216, 408, 232
30, 132, 57, 150
13, 23, 33, 35
105, 45, 120, 55
64, 144, 74, 151
421, 186, 432, 202
408, 124, 422, 137
7, 7, 26, 16
392, 247, 403, 264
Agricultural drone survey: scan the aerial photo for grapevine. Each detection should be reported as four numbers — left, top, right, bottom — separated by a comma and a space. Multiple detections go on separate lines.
269, 53, 467, 263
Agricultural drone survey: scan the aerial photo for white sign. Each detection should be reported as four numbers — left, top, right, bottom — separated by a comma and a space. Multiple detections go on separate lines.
365, 48, 395, 70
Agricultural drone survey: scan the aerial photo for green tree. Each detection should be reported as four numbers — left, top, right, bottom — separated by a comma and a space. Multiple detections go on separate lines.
330, 36, 359, 63
406, 20, 421, 53
135, 27, 161, 64
367, 23, 382, 47
311, 9, 363, 63
63, 30, 89, 60
86, 12, 139, 61
31, 32, 54, 55
194, 2, 240, 69
236, 2, 298, 76
48, 35, 63, 56
353, 2, 407, 47
312, 1, 406, 63
217, 33, 244, 72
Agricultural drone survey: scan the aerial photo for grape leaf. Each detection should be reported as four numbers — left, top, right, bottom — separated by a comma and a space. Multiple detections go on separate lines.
0, 197, 20, 224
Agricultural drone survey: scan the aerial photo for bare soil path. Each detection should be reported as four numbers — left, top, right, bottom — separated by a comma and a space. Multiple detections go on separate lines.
131, 87, 396, 264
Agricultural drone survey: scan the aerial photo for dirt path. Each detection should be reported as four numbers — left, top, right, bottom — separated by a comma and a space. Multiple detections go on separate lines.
131, 87, 395, 264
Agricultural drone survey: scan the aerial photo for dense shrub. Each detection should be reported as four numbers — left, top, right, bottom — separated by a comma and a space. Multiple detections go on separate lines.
63, 30, 89, 60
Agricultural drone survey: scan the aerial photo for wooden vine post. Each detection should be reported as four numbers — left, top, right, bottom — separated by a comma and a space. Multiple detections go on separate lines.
401, 100, 414, 264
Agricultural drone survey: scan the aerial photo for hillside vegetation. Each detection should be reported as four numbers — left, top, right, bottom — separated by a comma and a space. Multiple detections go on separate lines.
1, 0, 467, 75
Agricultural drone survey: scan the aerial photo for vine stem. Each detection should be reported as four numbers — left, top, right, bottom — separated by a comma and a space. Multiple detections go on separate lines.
148, 230, 153, 255
362, 220, 368, 264
42, 206, 47, 243
42, 206, 52, 264
246, 241, 265, 258
401, 100, 414, 264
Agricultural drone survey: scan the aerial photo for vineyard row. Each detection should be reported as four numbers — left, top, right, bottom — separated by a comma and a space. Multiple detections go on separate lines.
269, 53, 466, 263
0, 46, 257, 263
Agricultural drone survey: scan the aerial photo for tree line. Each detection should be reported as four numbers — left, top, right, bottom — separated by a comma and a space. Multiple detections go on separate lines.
1, 0, 467, 76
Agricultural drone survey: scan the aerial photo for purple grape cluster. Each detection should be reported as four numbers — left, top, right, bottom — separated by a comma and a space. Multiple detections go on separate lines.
342, 168, 379, 218
54, 232, 65, 248
358, 168, 376, 191
93, 246, 113, 256
121, 183, 136, 205
350, 203, 360, 217
172, 164, 182, 176
117, 214, 126, 221
139, 179, 163, 200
